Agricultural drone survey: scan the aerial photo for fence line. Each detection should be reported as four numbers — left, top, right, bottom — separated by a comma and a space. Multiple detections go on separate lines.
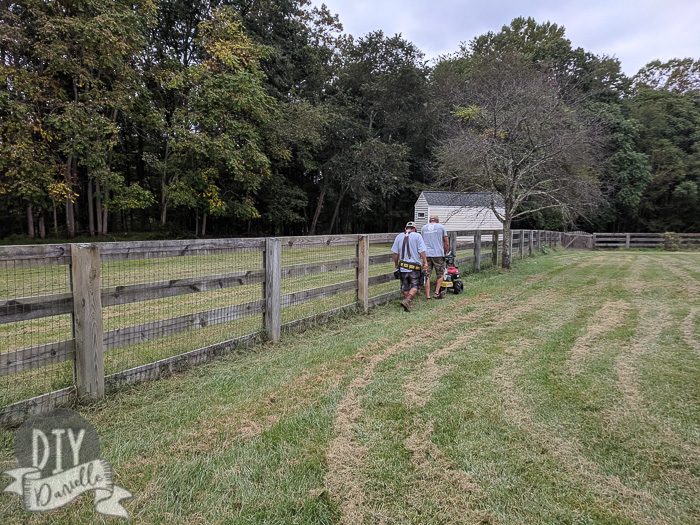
593, 232, 700, 249
0, 229, 564, 426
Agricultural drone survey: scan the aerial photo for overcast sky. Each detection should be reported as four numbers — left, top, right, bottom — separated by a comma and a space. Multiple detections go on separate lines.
311, 0, 700, 75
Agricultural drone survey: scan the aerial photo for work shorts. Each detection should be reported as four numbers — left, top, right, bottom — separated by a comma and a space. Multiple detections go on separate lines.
400, 270, 421, 292
427, 257, 446, 277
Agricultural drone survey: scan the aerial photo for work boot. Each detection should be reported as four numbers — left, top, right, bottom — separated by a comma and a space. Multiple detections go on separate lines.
400, 297, 412, 312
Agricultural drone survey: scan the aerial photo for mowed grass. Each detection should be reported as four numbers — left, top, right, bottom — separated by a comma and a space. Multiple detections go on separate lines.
0, 250, 698, 524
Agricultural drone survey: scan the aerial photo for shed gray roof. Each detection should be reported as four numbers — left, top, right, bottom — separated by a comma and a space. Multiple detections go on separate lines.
420, 191, 504, 208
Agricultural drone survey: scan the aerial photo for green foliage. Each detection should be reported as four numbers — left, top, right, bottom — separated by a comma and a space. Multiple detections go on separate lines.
1, 8, 698, 237
627, 85, 700, 231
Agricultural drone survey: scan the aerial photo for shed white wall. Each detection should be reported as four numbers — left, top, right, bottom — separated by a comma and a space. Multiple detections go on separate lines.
414, 194, 429, 230
430, 205, 503, 231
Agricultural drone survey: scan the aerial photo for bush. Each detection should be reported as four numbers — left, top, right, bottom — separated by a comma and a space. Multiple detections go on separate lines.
663, 232, 680, 251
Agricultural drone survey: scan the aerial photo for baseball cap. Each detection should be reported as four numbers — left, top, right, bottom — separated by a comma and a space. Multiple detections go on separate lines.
405, 221, 417, 229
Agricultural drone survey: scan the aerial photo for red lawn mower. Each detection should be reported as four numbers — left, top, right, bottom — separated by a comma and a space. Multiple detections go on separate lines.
440, 251, 464, 294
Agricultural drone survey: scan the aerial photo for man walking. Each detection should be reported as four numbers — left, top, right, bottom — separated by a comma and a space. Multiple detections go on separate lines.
391, 221, 428, 312
421, 215, 449, 299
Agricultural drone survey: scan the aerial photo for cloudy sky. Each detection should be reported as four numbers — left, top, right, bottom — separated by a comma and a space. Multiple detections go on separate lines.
311, 0, 700, 75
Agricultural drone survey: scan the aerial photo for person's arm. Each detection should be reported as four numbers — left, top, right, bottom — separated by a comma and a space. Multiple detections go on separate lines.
443, 235, 450, 254
417, 236, 428, 270
391, 237, 400, 268
420, 250, 428, 270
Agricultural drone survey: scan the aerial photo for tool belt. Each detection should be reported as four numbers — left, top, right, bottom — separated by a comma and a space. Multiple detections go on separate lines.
399, 233, 421, 271
398, 260, 421, 271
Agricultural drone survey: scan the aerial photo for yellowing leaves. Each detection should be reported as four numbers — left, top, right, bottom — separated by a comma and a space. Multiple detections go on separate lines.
453, 105, 482, 121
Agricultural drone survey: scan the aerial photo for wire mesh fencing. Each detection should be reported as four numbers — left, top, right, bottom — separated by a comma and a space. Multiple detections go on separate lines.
368, 235, 399, 300
0, 246, 75, 418
280, 236, 359, 325
100, 240, 265, 378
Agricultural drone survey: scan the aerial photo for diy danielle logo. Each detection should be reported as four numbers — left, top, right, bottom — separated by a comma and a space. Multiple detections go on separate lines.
2, 408, 131, 518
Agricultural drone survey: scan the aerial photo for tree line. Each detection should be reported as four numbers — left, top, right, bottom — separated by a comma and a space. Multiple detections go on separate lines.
1, 2, 698, 240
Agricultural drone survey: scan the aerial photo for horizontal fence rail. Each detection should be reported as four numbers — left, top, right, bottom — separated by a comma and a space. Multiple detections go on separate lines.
0, 229, 571, 425
593, 232, 700, 249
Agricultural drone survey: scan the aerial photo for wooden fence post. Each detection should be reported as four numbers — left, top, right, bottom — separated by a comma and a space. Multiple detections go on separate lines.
473, 231, 481, 272
70, 243, 104, 400
518, 230, 523, 259
625, 233, 631, 249
264, 237, 281, 343
357, 235, 369, 313
448, 231, 457, 255
492, 231, 499, 267
529, 230, 534, 256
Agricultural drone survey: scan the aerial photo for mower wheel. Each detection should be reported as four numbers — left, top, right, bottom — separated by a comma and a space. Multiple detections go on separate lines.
453, 282, 464, 294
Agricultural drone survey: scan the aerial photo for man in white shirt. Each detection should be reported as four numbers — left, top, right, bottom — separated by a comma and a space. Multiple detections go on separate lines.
391, 221, 429, 312
421, 215, 449, 299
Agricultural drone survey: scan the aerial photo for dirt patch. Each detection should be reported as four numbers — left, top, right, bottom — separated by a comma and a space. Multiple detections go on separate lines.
566, 300, 632, 375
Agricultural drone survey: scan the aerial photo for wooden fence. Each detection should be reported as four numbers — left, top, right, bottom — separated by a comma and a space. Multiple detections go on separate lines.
0, 229, 562, 426
593, 232, 700, 249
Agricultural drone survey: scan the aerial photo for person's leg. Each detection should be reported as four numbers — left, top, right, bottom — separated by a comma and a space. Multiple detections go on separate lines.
434, 258, 445, 297
401, 271, 420, 311
400, 272, 411, 307
426, 258, 435, 299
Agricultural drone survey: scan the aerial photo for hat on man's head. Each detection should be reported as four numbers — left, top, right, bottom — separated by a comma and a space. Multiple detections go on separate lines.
405, 221, 417, 230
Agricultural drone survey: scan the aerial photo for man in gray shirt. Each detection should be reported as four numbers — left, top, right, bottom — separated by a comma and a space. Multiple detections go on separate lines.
421, 215, 449, 299
391, 221, 428, 312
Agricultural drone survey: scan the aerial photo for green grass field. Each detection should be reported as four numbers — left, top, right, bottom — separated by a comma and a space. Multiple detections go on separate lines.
1, 250, 698, 524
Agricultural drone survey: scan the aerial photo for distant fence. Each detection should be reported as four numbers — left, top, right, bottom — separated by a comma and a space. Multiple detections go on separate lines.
593, 232, 700, 249
0, 229, 564, 426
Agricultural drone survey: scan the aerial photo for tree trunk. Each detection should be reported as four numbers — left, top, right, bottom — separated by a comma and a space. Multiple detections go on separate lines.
95, 181, 103, 234
201, 213, 207, 237
38, 213, 46, 239
309, 178, 327, 235
65, 198, 75, 238
327, 187, 347, 235
160, 141, 169, 226
27, 205, 34, 238
52, 203, 58, 234
101, 187, 108, 235
195, 212, 199, 237
87, 179, 95, 236
501, 220, 512, 269
160, 198, 168, 226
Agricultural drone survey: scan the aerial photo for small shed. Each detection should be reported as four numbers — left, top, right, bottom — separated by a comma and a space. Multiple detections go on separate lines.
414, 191, 504, 232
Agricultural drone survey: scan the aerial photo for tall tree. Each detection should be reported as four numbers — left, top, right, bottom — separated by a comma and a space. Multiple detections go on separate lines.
436, 53, 602, 268
627, 82, 700, 231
